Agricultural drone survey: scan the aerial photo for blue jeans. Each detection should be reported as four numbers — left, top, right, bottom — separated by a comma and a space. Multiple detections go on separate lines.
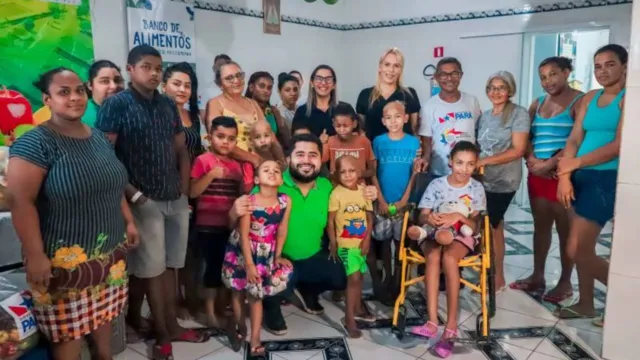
264, 249, 346, 311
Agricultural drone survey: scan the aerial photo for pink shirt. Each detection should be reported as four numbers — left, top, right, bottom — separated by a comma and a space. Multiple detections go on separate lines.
191, 152, 245, 229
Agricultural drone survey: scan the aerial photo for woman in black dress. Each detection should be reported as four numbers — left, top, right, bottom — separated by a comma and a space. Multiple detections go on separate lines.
162, 63, 203, 319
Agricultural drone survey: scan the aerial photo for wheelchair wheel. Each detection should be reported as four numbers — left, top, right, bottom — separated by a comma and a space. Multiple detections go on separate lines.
392, 305, 406, 340
475, 312, 490, 339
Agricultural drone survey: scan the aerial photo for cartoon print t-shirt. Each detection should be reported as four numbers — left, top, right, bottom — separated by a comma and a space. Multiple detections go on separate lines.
418, 176, 487, 215
329, 185, 373, 248
419, 92, 482, 176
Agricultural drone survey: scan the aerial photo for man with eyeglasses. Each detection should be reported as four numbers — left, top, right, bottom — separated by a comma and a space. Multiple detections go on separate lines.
417, 57, 482, 292
418, 57, 482, 177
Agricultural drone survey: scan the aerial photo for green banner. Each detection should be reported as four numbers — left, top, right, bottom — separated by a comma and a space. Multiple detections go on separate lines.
0, 0, 94, 112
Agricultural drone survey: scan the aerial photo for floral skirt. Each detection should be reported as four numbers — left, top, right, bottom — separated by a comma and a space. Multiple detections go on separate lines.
221, 232, 293, 299
30, 245, 128, 343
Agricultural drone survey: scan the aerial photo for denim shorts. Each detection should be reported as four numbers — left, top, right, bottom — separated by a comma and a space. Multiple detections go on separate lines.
128, 195, 190, 278
572, 169, 617, 227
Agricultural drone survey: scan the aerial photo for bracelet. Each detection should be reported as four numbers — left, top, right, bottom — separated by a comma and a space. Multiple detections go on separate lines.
388, 203, 398, 216
130, 191, 143, 203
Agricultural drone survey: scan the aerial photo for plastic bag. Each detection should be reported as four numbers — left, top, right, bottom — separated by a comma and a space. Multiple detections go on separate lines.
0, 273, 39, 360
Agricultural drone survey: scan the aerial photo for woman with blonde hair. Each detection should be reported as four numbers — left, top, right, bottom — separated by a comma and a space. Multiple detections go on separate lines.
476, 70, 530, 292
356, 48, 421, 141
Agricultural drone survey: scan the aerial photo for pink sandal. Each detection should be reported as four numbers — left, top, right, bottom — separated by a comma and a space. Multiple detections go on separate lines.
433, 328, 457, 358
408, 321, 438, 338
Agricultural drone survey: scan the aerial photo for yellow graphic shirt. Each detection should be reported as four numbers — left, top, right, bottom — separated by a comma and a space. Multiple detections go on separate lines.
329, 185, 373, 248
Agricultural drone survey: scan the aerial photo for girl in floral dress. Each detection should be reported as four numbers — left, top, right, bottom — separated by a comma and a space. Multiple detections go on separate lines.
222, 160, 293, 357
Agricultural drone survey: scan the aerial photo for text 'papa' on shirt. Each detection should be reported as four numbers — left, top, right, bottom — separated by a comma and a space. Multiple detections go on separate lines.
191, 152, 244, 230
373, 133, 420, 204
419, 92, 482, 176
96, 88, 183, 201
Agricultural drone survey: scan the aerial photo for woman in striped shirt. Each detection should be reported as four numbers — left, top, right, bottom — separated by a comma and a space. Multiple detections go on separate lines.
509, 57, 582, 303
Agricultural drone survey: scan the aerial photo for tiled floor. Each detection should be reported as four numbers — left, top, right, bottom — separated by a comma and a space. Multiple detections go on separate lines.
116, 205, 610, 360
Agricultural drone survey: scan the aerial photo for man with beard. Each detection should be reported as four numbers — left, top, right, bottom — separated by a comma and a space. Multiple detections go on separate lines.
229, 133, 377, 335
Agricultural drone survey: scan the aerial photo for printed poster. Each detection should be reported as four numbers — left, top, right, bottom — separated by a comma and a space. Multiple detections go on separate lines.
0, 0, 94, 112
263, 0, 281, 35
127, 0, 196, 70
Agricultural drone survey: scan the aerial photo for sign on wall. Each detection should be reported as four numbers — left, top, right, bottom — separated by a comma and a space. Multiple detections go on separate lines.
127, 0, 196, 69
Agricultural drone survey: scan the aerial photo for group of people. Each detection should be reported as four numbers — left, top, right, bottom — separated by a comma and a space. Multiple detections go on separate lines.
4, 40, 626, 359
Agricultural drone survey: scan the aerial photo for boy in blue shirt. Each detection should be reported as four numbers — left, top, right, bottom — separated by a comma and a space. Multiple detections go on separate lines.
372, 101, 423, 302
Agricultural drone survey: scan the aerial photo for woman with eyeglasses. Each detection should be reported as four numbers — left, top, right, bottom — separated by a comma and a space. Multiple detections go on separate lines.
476, 71, 530, 293
291, 65, 340, 144
205, 60, 266, 167
356, 48, 421, 141
245, 71, 291, 147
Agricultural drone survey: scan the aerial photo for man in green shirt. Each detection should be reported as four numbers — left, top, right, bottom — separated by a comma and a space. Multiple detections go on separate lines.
230, 133, 377, 335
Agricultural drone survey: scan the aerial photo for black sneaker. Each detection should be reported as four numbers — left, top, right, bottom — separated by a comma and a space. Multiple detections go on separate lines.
294, 289, 325, 315
263, 299, 287, 335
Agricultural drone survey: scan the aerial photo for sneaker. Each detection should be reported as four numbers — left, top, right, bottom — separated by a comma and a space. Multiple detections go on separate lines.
293, 289, 325, 315
263, 299, 288, 335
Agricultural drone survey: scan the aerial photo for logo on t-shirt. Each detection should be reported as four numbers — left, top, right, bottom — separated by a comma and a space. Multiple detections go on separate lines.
459, 194, 472, 208
335, 149, 362, 159
440, 128, 464, 146
438, 111, 474, 123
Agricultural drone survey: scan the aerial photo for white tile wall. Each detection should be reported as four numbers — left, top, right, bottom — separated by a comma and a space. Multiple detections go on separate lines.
603, 1, 640, 358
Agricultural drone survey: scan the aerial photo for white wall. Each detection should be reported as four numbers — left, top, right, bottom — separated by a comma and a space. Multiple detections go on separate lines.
89, 0, 631, 110
341, 4, 631, 109
603, 1, 640, 359
194, 8, 346, 105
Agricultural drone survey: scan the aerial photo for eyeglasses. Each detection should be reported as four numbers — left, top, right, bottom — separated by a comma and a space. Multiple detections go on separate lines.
313, 76, 335, 84
437, 71, 462, 79
487, 85, 509, 93
223, 72, 245, 83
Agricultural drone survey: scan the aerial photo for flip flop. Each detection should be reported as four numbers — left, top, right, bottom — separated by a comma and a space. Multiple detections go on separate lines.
408, 321, 438, 339
542, 292, 574, 304
152, 343, 174, 360
509, 279, 546, 292
433, 328, 457, 358
174, 328, 210, 343
250, 345, 266, 357
553, 307, 596, 319
355, 313, 377, 323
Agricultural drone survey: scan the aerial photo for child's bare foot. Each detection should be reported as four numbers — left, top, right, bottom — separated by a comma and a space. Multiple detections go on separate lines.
249, 338, 265, 357
341, 317, 362, 338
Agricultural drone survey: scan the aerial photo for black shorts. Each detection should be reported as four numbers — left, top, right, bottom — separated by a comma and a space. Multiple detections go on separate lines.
486, 191, 516, 228
197, 229, 231, 288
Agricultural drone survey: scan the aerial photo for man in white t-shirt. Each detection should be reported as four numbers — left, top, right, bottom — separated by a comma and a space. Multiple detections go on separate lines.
198, 54, 231, 116
419, 57, 482, 176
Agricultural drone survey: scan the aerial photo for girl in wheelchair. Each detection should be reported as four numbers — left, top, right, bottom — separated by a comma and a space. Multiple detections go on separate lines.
405, 141, 487, 358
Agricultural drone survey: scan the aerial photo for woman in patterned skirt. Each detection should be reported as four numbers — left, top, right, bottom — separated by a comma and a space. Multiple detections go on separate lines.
6, 67, 139, 360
